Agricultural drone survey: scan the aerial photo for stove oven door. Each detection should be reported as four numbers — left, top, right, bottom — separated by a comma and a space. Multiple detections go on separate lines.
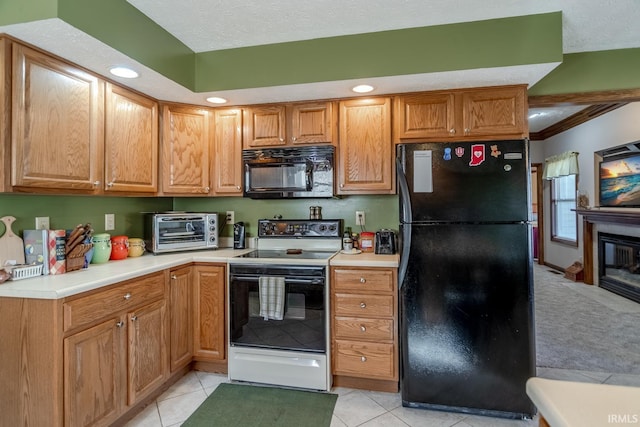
229, 264, 326, 352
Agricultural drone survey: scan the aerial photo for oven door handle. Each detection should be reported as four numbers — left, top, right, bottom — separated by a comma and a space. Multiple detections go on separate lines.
231, 276, 324, 285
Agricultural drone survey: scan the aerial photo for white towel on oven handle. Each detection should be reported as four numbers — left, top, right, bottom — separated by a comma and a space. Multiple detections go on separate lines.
259, 276, 285, 320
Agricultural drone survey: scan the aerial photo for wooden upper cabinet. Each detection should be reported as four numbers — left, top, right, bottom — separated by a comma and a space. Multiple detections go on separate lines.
290, 102, 334, 145
461, 86, 527, 138
11, 43, 104, 192
394, 92, 455, 139
394, 85, 528, 142
0, 38, 10, 193
105, 83, 158, 193
160, 104, 213, 195
243, 105, 286, 148
338, 97, 394, 195
213, 108, 243, 195
243, 101, 335, 148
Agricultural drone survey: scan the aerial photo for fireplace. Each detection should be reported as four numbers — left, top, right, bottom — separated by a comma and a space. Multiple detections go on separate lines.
598, 232, 640, 303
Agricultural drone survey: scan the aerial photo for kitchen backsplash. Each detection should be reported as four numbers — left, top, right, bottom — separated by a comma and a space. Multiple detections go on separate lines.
0, 194, 398, 240
175, 195, 399, 238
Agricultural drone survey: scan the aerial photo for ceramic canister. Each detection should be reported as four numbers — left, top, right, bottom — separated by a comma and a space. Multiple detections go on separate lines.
128, 238, 146, 257
91, 233, 112, 264
110, 235, 129, 260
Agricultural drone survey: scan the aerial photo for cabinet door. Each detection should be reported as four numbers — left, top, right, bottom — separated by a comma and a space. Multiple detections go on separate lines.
127, 299, 168, 406
193, 264, 226, 361
243, 105, 286, 148
64, 317, 125, 427
169, 266, 193, 372
213, 108, 243, 195
290, 102, 334, 145
105, 83, 158, 193
11, 43, 104, 191
338, 98, 393, 194
0, 38, 10, 192
394, 93, 455, 140
461, 86, 527, 138
160, 104, 212, 194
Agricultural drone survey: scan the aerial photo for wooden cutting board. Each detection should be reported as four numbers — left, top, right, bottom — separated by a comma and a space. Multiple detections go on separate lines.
0, 216, 26, 266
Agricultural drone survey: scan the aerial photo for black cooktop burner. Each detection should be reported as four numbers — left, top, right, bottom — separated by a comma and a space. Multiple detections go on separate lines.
237, 249, 336, 260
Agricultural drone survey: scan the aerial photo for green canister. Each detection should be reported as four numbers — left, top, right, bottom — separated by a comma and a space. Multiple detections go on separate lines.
91, 233, 112, 264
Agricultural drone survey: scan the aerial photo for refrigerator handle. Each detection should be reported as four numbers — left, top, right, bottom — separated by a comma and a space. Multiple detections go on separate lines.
396, 156, 413, 224
396, 154, 412, 290
398, 223, 412, 290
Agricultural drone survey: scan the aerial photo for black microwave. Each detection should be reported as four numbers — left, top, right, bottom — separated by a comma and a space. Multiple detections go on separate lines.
243, 146, 334, 199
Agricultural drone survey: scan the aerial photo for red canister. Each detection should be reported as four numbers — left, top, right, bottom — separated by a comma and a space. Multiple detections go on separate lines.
360, 232, 375, 253
110, 235, 129, 260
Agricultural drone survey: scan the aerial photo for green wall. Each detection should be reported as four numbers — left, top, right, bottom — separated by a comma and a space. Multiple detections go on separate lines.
0, 193, 398, 241
0, 194, 172, 238
175, 195, 399, 238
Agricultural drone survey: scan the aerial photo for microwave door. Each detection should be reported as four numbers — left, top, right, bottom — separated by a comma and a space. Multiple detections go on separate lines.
246, 162, 312, 193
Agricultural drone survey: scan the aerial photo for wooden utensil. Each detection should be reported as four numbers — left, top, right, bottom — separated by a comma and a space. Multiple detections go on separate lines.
0, 216, 26, 265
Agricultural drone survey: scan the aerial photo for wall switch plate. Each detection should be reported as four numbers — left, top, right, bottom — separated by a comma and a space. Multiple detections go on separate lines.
35, 216, 50, 230
355, 211, 365, 226
226, 211, 235, 225
105, 213, 115, 231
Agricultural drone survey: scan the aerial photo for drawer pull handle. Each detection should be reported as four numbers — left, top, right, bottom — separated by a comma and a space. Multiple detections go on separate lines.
360, 325, 366, 332
131, 315, 138, 322
360, 277, 366, 283
123, 293, 132, 300
361, 356, 367, 362
360, 302, 366, 309
171, 275, 177, 280
116, 321, 124, 328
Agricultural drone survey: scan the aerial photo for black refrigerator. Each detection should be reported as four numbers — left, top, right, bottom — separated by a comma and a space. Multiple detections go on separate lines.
396, 141, 535, 419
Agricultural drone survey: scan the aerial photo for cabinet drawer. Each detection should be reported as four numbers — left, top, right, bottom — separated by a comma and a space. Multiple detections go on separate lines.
334, 316, 393, 341
333, 340, 395, 379
63, 272, 166, 332
333, 268, 395, 293
334, 293, 394, 317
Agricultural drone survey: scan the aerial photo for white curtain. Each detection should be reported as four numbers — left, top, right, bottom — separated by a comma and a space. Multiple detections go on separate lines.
543, 151, 579, 180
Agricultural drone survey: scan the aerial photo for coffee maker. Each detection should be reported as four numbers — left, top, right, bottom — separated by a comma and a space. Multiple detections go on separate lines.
233, 222, 246, 249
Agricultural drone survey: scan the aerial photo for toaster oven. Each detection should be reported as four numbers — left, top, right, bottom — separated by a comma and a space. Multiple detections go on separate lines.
144, 212, 219, 253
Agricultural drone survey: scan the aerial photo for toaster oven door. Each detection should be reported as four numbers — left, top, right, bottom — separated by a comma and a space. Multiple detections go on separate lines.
155, 215, 208, 251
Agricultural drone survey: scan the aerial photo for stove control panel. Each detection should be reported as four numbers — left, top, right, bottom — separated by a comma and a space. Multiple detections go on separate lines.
258, 219, 342, 237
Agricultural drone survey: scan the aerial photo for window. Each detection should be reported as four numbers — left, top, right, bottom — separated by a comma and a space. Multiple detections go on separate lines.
551, 174, 577, 245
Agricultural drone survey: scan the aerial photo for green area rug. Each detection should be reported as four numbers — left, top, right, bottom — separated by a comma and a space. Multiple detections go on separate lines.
181, 383, 338, 427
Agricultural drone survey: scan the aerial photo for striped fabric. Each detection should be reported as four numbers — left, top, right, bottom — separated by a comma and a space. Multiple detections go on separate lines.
259, 276, 285, 320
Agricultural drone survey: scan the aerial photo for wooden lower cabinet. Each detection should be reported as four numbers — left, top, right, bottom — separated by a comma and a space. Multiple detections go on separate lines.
127, 298, 169, 405
192, 264, 226, 362
169, 266, 193, 372
331, 266, 398, 392
63, 272, 169, 427
64, 316, 125, 427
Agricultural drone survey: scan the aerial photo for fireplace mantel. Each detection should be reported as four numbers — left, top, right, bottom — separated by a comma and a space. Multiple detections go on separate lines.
576, 208, 640, 225
576, 208, 640, 284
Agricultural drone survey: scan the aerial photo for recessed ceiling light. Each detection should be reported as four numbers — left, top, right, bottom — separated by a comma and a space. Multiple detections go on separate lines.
206, 96, 228, 104
109, 66, 139, 79
352, 84, 374, 93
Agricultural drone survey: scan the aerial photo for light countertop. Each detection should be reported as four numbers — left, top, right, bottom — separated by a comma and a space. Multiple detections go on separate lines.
0, 248, 399, 300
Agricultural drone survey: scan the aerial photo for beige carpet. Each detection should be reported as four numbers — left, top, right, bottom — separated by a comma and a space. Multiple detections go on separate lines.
534, 264, 640, 374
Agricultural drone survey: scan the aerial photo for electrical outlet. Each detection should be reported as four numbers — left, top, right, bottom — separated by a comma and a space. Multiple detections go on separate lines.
105, 213, 115, 231
355, 211, 365, 226
226, 211, 235, 225
35, 216, 50, 230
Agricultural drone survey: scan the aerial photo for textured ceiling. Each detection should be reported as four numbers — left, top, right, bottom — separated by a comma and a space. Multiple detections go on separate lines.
127, 0, 640, 54
1, 0, 639, 128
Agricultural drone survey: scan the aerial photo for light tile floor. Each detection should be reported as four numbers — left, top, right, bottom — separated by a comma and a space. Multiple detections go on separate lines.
124, 368, 640, 427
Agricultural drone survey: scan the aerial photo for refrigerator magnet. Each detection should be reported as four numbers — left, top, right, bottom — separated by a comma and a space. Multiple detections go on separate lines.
469, 144, 485, 166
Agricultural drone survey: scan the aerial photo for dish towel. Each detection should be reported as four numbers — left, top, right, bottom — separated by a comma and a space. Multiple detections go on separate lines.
259, 276, 285, 320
